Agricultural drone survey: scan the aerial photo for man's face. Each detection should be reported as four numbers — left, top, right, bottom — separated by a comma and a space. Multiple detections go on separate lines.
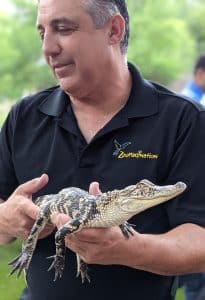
37, 0, 111, 96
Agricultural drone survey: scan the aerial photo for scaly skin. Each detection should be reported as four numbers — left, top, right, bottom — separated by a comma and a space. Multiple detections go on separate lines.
9, 179, 186, 282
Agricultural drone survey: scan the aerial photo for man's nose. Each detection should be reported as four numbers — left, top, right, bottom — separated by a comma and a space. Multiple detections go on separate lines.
42, 34, 61, 57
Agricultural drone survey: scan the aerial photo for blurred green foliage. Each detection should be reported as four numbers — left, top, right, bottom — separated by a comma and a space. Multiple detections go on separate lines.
176, 288, 184, 300
0, 0, 205, 101
0, 0, 55, 101
127, 0, 196, 84
0, 240, 25, 300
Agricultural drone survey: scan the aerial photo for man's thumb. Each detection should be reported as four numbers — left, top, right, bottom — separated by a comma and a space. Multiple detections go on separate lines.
89, 181, 101, 196
51, 213, 70, 228
14, 174, 49, 197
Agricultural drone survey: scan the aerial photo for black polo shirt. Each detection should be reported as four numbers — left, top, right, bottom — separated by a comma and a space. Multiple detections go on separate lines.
1, 63, 205, 300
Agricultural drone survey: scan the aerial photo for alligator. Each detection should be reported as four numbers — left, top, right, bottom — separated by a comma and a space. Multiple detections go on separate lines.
9, 179, 186, 283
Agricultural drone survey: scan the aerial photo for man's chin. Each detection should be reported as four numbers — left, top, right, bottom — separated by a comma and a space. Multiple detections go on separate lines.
58, 78, 76, 95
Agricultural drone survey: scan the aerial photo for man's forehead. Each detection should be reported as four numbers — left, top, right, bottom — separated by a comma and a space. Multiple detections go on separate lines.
37, 0, 84, 16
38, 0, 83, 4
37, 0, 86, 25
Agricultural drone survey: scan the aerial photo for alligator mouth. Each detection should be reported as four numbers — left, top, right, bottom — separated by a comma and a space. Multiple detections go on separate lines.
120, 181, 187, 213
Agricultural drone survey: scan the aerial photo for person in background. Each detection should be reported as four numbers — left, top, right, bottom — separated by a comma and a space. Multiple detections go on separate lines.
0, 1, 205, 300
182, 54, 205, 103
179, 54, 205, 300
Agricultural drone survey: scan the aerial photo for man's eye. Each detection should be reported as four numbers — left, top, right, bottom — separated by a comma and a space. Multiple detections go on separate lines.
57, 27, 75, 34
58, 27, 68, 31
39, 32, 44, 40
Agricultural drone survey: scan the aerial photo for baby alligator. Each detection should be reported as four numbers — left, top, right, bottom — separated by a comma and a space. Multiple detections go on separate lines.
9, 179, 186, 282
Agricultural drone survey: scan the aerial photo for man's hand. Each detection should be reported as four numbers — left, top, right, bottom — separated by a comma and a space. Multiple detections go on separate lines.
0, 174, 54, 242
51, 182, 136, 266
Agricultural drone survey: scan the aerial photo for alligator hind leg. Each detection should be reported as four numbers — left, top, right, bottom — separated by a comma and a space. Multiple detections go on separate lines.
9, 202, 51, 277
48, 218, 82, 281
47, 241, 66, 281
76, 254, 90, 283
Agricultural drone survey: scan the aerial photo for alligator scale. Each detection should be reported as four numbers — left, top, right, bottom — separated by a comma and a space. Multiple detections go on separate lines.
9, 179, 186, 282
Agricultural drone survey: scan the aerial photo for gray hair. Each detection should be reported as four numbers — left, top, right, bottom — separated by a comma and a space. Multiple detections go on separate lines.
82, 0, 129, 54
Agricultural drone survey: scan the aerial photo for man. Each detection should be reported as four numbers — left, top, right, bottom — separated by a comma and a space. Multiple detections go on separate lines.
182, 54, 205, 103
0, 1, 205, 300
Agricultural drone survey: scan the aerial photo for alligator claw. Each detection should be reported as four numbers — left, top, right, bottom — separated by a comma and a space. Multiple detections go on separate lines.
47, 255, 65, 281
9, 252, 29, 277
76, 260, 90, 283
119, 222, 134, 239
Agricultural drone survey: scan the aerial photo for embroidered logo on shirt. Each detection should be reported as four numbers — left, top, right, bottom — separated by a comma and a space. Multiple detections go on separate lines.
112, 139, 131, 156
113, 139, 158, 160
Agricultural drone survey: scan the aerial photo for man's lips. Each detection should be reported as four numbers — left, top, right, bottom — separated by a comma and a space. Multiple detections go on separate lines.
52, 63, 74, 77
52, 61, 73, 69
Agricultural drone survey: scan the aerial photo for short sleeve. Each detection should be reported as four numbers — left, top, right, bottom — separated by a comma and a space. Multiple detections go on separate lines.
0, 106, 19, 200
165, 109, 205, 228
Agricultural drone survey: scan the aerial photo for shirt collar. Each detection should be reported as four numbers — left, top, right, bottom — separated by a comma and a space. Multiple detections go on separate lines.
38, 63, 159, 118
38, 87, 68, 117
124, 63, 158, 118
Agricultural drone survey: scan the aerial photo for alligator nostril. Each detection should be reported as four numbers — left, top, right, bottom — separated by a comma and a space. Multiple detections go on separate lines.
175, 182, 187, 191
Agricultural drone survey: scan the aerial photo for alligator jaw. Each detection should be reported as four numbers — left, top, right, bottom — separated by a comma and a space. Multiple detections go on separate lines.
119, 180, 187, 214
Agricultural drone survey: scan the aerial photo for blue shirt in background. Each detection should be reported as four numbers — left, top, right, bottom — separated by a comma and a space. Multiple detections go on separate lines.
182, 81, 204, 102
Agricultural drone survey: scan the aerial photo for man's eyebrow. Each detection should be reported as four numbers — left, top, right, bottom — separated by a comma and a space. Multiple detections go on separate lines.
37, 17, 79, 31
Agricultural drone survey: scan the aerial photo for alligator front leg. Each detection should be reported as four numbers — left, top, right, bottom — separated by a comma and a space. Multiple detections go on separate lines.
119, 222, 135, 239
48, 218, 82, 281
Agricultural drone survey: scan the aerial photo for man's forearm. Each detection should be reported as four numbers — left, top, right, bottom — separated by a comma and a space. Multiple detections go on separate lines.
0, 234, 15, 245
0, 199, 16, 244
128, 223, 205, 275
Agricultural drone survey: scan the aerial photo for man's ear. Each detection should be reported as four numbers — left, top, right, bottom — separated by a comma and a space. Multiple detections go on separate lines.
107, 14, 125, 46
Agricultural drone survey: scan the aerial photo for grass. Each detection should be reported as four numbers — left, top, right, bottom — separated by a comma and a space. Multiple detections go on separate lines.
0, 241, 26, 300
0, 101, 184, 299
176, 288, 184, 300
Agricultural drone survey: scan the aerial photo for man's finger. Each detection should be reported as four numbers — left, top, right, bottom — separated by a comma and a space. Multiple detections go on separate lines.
38, 224, 55, 239
14, 174, 49, 197
89, 181, 101, 196
51, 213, 70, 228
22, 201, 40, 220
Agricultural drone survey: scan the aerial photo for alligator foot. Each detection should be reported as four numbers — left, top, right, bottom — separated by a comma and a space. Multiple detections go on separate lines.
76, 256, 90, 283
8, 252, 30, 277
47, 255, 65, 281
119, 222, 135, 239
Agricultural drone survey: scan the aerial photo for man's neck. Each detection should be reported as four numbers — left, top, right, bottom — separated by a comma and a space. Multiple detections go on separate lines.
68, 63, 132, 143
69, 63, 132, 116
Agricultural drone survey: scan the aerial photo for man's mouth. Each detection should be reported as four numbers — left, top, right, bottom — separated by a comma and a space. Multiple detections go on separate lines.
53, 63, 74, 77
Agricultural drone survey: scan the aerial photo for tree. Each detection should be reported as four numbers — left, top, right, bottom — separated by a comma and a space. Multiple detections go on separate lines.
127, 0, 196, 84
186, 4, 205, 54
0, 0, 55, 101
